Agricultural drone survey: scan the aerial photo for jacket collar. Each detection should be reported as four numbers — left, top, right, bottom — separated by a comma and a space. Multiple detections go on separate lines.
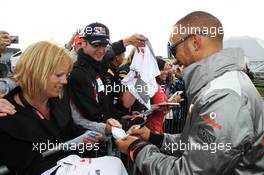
183, 48, 246, 102
0, 86, 71, 142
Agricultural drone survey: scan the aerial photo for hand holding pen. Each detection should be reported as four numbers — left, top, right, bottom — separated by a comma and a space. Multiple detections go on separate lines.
133, 121, 147, 130
126, 121, 151, 141
115, 122, 149, 154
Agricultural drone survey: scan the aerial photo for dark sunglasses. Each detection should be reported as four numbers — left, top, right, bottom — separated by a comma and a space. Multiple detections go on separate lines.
168, 32, 207, 59
168, 34, 192, 58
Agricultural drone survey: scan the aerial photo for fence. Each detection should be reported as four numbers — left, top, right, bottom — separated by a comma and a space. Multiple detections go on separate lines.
163, 99, 188, 134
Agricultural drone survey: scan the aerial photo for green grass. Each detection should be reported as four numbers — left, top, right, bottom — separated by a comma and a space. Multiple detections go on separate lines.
255, 84, 264, 96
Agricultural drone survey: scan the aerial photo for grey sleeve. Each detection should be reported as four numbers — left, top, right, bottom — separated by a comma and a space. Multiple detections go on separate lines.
0, 78, 17, 96
135, 145, 187, 175
70, 103, 107, 139
160, 133, 183, 155
134, 91, 256, 175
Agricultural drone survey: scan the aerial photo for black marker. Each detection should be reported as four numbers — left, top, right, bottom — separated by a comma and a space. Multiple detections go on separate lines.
139, 121, 147, 129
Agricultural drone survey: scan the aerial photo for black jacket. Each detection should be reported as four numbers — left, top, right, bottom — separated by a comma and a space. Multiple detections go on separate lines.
68, 40, 126, 123
0, 87, 84, 174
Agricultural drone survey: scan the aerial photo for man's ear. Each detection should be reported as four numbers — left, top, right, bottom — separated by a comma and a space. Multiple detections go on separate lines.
191, 34, 202, 51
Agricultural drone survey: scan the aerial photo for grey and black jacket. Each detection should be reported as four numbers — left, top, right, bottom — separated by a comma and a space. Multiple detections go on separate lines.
130, 48, 264, 175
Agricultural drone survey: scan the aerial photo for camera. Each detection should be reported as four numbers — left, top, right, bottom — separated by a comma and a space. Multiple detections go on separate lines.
10, 35, 19, 44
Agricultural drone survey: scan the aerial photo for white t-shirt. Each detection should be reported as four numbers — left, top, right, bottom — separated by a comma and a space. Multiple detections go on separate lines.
42, 155, 128, 175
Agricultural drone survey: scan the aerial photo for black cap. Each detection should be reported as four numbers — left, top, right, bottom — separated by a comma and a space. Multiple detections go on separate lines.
81, 22, 110, 45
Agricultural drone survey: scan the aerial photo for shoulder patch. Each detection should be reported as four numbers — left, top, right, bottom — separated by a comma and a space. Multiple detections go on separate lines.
200, 114, 222, 129
197, 126, 216, 144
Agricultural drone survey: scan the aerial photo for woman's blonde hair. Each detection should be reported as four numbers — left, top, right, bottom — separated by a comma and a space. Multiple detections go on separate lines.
13, 41, 73, 98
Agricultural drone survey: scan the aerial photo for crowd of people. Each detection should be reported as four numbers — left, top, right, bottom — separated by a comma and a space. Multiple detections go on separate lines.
0, 10, 263, 175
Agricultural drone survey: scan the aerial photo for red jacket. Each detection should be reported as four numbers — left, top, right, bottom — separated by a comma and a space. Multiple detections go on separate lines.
146, 84, 168, 133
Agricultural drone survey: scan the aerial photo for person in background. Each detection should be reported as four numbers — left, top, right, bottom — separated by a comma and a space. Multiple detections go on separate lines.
0, 31, 11, 78
146, 58, 180, 134
0, 31, 14, 117
64, 30, 80, 51
64, 30, 83, 62
0, 79, 16, 117
0, 31, 11, 55
163, 64, 186, 134
116, 47, 146, 115
104, 51, 131, 120
70, 34, 83, 62
104, 51, 126, 117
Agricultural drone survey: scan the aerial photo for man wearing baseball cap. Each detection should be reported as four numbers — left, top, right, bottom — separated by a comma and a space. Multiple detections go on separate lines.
81, 22, 110, 48
67, 22, 147, 138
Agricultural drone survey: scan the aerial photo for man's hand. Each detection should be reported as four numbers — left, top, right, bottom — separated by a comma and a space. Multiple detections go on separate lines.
115, 135, 138, 154
65, 30, 80, 51
0, 31, 11, 53
105, 118, 122, 134
127, 125, 151, 141
0, 98, 16, 117
123, 34, 148, 47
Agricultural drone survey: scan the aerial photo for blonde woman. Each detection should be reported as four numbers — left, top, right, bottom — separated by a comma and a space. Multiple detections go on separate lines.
0, 41, 100, 174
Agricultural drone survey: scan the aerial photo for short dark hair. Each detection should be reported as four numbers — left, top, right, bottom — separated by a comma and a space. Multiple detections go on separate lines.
176, 11, 224, 43
156, 57, 166, 71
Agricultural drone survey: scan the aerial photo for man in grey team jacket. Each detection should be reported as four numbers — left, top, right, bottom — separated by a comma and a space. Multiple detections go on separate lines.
116, 11, 264, 174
